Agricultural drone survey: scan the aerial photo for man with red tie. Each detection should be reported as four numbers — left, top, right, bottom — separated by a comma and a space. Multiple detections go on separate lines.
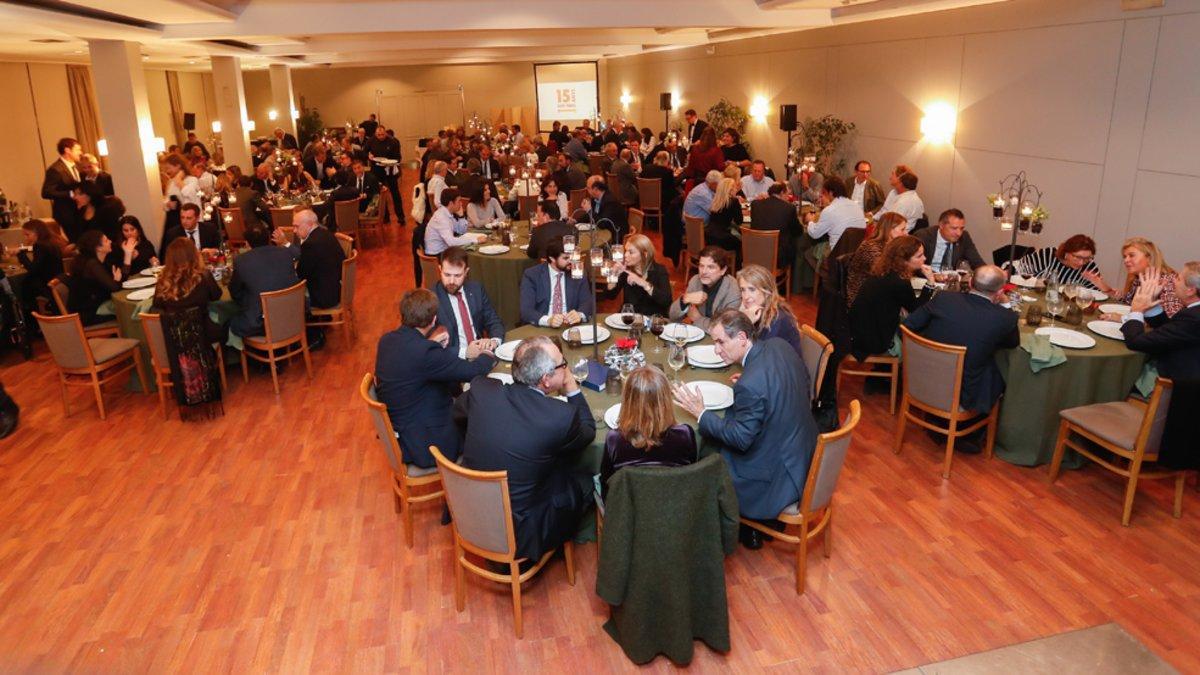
432, 246, 506, 359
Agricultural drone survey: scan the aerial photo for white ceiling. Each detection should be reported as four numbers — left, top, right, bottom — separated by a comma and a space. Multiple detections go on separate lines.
0, 0, 1010, 70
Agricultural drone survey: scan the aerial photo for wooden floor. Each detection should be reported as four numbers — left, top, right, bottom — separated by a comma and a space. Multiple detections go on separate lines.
2, 190, 1199, 671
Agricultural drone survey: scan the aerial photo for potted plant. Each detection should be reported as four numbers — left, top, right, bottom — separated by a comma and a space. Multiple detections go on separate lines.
795, 114, 857, 176
706, 98, 752, 155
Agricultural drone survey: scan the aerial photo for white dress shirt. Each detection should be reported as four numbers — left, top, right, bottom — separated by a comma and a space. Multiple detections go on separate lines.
448, 291, 475, 359
740, 175, 775, 201
423, 206, 476, 255
873, 189, 925, 230
807, 196, 866, 250
851, 179, 866, 205
931, 230, 952, 272
538, 266, 586, 326
427, 174, 448, 207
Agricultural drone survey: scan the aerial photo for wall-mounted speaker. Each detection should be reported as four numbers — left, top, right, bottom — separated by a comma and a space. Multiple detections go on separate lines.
183, 112, 196, 131
779, 104, 797, 132
659, 92, 672, 111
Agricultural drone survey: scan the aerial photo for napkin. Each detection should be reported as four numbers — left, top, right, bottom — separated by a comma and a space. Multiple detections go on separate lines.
1021, 333, 1066, 373
1134, 361, 1159, 398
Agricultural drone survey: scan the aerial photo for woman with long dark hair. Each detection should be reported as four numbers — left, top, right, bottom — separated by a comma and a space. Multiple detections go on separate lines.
14, 219, 64, 322
848, 235, 933, 360
66, 230, 122, 325
152, 238, 225, 418
153, 238, 225, 344
106, 216, 159, 277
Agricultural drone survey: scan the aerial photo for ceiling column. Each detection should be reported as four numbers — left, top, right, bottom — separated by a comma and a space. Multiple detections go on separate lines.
268, 64, 298, 139
210, 55, 251, 170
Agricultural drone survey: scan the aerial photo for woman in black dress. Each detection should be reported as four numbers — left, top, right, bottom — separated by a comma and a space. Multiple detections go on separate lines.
599, 367, 697, 499
605, 234, 672, 317
106, 215, 159, 277
152, 238, 225, 345
66, 230, 123, 326
72, 181, 125, 243
13, 219, 64, 330
848, 234, 933, 360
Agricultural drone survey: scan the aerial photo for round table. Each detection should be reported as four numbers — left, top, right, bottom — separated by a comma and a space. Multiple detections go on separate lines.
467, 221, 611, 329
993, 299, 1145, 468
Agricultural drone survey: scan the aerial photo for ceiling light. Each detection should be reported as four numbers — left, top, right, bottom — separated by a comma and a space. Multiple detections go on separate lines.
920, 101, 957, 144
245, 120, 256, 132
211, 120, 222, 133
188, 60, 196, 65
268, 109, 278, 121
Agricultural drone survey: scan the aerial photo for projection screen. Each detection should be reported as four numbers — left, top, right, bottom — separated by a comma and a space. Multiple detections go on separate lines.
534, 62, 600, 133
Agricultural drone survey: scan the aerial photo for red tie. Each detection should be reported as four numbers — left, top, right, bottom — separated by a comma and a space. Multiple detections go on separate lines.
551, 272, 564, 316
455, 293, 475, 343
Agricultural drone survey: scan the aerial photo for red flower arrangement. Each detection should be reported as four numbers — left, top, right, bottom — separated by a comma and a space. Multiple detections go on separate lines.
616, 338, 638, 350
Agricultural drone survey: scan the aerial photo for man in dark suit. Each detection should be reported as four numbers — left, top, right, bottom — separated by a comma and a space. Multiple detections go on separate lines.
519, 238, 594, 327
274, 207, 345, 350
903, 265, 1020, 450
526, 201, 576, 260
684, 109, 709, 147
914, 208, 985, 273
433, 246, 505, 359
78, 153, 115, 197
1121, 264, 1200, 381
673, 309, 817, 549
228, 225, 301, 338
364, 125, 402, 223
476, 144, 502, 183
376, 287, 496, 468
454, 335, 595, 560
584, 180, 627, 242
160, 203, 221, 258
273, 127, 299, 151
334, 158, 380, 213
610, 149, 639, 207
304, 146, 340, 190
41, 137, 83, 240
359, 114, 378, 139
750, 183, 802, 265
182, 132, 209, 159
845, 160, 885, 214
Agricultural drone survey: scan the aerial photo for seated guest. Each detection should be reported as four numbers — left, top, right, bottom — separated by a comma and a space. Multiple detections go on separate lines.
272, 208, 344, 310
787, 164, 823, 204
672, 309, 817, 549
902, 265, 1020, 452
160, 203, 221, 259
551, 152, 588, 194
424, 188, 486, 256
610, 148, 640, 206
426, 161, 450, 207
466, 182, 505, 227
913, 208, 984, 274
720, 128, 752, 174
107, 215, 159, 277
737, 264, 802, 357
433, 246, 505, 360
1093, 238, 1186, 319
740, 160, 775, 201
152, 238, 226, 345
526, 201, 576, 261
669, 246, 740, 330
519, 238, 594, 327
849, 235, 933, 360
683, 170, 722, 224
454, 335, 595, 560
338, 158, 381, 212
1012, 234, 1103, 289
477, 144, 501, 181
228, 226, 301, 338
65, 230, 122, 326
805, 175, 865, 252
1121, 262, 1200, 380
72, 181, 125, 243
304, 145, 341, 190
606, 234, 672, 317
600, 366, 697, 499
377, 288, 496, 468
539, 177, 570, 220
582, 180, 627, 241
873, 165, 925, 229
684, 127, 725, 187
704, 177, 744, 257
13, 219, 64, 322
846, 212, 908, 306
846, 160, 885, 213
749, 183, 802, 265
563, 131, 590, 167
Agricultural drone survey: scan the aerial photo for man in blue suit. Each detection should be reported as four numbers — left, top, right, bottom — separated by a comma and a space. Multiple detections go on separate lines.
228, 225, 301, 339
673, 309, 817, 549
433, 246, 505, 359
518, 238, 594, 327
375, 288, 496, 468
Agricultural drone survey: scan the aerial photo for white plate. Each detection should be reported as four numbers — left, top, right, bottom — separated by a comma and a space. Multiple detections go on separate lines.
659, 323, 705, 343
911, 277, 929, 291
689, 381, 735, 410
604, 403, 621, 429
126, 288, 155, 301
476, 244, 510, 255
372, 158, 398, 165
1084, 288, 1109, 302
1087, 320, 1124, 341
139, 266, 164, 277
1035, 327, 1096, 349
1098, 303, 1131, 316
494, 339, 521, 362
563, 325, 610, 345
519, 244, 529, 251
1010, 274, 1041, 288
687, 345, 725, 368
576, 223, 595, 231
604, 313, 649, 330
122, 276, 156, 289
488, 372, 513, 384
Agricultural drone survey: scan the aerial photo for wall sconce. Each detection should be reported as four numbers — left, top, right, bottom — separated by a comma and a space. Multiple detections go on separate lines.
97, 139, 108, 157
920, 102, 957, 144
749, 95, 769, 122
291, 108, 299, 120
245, 120, 256, 132
151, 137, 166, 153
211, 120, 222, 134
268, 109, 278, 121
619, 92, 632, 109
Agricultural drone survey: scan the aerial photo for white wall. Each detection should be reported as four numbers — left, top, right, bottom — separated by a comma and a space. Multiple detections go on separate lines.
604, 0, 1200, 282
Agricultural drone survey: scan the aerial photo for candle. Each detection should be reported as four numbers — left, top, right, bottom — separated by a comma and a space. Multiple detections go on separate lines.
571, 264, 583, 279
590, 247, 603, 265
228, 195, 237, 204
611, 248, 624, 263
223, 214, 233, 223
600, 262, 611, 277
1000, 218, 1014, 231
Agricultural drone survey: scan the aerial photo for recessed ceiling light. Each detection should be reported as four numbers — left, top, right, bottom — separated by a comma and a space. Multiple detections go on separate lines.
72, 50, 82, 54
188, 60, 196, 64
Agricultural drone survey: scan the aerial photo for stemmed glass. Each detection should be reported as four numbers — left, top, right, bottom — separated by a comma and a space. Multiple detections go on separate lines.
667, 343, 687, 383
1074, 288, 1093, 314
650, 315, 666, 354
621, 303, 634, 327
1045, 293, 1066, 328
562, 234, 576, 254
571, 358, 589, 385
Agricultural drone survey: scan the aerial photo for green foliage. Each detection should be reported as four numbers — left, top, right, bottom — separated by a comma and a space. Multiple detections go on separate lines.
706, 98, 752, 155
296, 108, 324, 147
796, 114, 857, 176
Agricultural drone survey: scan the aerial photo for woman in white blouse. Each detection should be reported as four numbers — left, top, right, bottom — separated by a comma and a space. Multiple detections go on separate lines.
466, 182, 506, 227
539, 177, 570, 222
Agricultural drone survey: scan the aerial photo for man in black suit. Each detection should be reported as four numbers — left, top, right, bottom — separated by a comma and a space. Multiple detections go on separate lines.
376, 287, 496, 468
160, 203, 221, 259
334, 158, 380, 213
304, 145, 340, 190
41, 137, 83, 240
78, 153, 115, 197
273, 127, 299, 151
1121, 263, 1200, 381
228, 225, 301, 339
182, 132, 210, 159
365, 125, 402, 223
684, 109, 709, 147
476, 144, 502, 183
434, 247, 505, 359
251, 162, 282, 196
749, 183, 802, 265
673, 309, 817, 549
274, 207, 344, 309
526, 201, 576, 260
359, 114, 378, 139
519, 238, 594, 327
584, 180, 627, 242
913, 208, 985, 273
903, 265, 1020, 450
454, 335, 595, 560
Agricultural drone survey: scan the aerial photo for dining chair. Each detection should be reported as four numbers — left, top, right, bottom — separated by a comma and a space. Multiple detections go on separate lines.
741, 400, 861, 594
239, 280, 313, 395
1049, 377, 1185, 526
636, 178, 662, 230
333, 198, 361, 243
359, 373, 445, 548
47, 277, 120, 338
431, 444, 575, 639
334, 232, 354, 258
682, 215, 706, 277
269, 207, 294, 232
361, 189, 385, 243
568, 189, 587, 217
218, 207, 248, 248
893, 326, 999, 479
307, 250, 358, 342
517, 195, 539, 221
838, 352, 900, 415
140, 312, 228, 419
587, 155, 605, 176
740, 226, 791, 298
35, 311, 149, 420
626, 208, 644, 243
417, 248, 439, 291
799, 324, 834, 403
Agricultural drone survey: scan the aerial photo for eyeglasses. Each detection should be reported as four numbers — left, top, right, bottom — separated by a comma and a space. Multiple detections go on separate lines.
1067, 252, 1095, 263
554, 361, 568, 371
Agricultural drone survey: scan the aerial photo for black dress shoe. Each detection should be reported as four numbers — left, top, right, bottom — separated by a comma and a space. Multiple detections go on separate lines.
308, 333, 327, 352
738, 524, 763, 550
0, 405, 18, 440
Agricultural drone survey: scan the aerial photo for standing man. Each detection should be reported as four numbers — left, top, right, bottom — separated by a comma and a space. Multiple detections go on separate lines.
41, 137, 82, 241
365, 125, 403, 225
359, 113, 379, 139
273, 127, 298, 151
684, 109, 709, 148
78, 153, 115, 197
433, 246, 505, 360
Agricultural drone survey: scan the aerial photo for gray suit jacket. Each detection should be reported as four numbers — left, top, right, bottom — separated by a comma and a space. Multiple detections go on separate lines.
668, 274, 740, 331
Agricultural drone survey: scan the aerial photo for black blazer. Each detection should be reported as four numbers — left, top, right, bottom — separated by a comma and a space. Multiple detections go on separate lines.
105, 238, 157, 277
600, 424, 697, 499
519, 262, 595, 325
41, 159, 80, 240
17, 242, 63, 294
686, 119, 709, 146
276, 133, 299, 150
587, 192, 627, 241
611, 262, 672, 317
304, 157, 341, 189
1122, 305, 1200, 382
160, 222, 222, 259
84, 172, 115, 197
750, 197, 801, 264
66, 257, 121, 326
639, 164, 680, 208
902, 291, 1021, 414
375, 325, 496, 468
434, 280, 505, 355
526, 220, 578, 260
913, 227, 985, 271
849, 272, 931, 359
228, 245, 301, 338
295, 226, 346, 309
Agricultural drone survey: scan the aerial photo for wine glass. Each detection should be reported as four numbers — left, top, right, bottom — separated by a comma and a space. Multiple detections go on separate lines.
650, 315, 666, 354
1062, 283, 1079, 303
1075, 289, 1093, 313
1045, 294, 1066, 328
571, 358, 589, 384
621, 303, 634, 326
667, 343, 687, 383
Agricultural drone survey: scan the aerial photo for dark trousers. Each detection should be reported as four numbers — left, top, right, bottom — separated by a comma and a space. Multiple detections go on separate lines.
515, 470, 591, 561
0, 381, 14, 411
412, 221, 428, 287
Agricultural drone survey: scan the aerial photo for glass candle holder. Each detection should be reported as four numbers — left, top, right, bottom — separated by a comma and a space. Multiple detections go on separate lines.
1000, 218, 1013, 231
590, 247, 604, 266
571, 264, 583, 279
611, 248, 624, 263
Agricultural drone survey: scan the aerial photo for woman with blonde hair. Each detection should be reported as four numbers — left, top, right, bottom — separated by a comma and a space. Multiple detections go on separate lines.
737, 264, 802, 357
846, 212, 908, 305
704, 176, 744, 258
1092, 237, 1184, 318
152, 238, 225, 344
599, 367, 697, 498
607, 233, 672, 316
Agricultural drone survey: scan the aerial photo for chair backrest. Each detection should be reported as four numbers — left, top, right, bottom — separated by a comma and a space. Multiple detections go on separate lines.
802, 400, 862, 513
334, 232, 354, 258
0, 228, 24, 249
417, 249, 440, 290
627, 208, 644, 239
269, 208, 294, 231
587, 155, 604, 176
261, 280, 307, 343
740, 226, 779, 271
340, 250, 358, 307
48, 277, 69, 314
34, 312, 94, 370
899, 325, 966, 414
568, 189, 587, 215
139, 312, 170, 372
637, 178, 662, 210
359, 373, 404, 474
334, 199, 361, 239
799, 324, 834, 402
683, 215, 705, 254
1140, 377, 1175, 455
431, 445, 516, 557
605, 172, 619, 189
219, 207, 247, 242
517, 195, 539, 221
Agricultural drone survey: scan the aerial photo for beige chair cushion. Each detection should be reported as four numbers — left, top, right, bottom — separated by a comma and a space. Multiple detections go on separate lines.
1060, 401, 1144, 452
87, 337, 140, 364
406, 464, 438, 478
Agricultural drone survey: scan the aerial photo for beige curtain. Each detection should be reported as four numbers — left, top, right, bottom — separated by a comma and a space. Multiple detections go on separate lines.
166, 71, 186, 146
66, 65, 103, 158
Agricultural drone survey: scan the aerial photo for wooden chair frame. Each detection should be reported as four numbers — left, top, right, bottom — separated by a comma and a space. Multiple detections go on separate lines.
431, 445, 575, 639
892, 326, 998, 479
359, 374, 444, 547
1048, 378, 1185, 526
417, 248, 439, 291
636, 177, 662, 230
360, 188, 386, 244
334, 232, 354, 258
48, 278, 120, 338
306, 250, 358, 342
625, 208, 644, 244
567, 189, 587, 218
34, 311, 149, 420
682, 214, 706, 277
838, 354, 900, 415
239, 281, 313, 394
268, 207, 294, 232
800, 324, 834, 402
139, 312, 228, 419
742, 400, 862, 594
740, 226, 792, 299
333, 198, 361, 243
218, 207, 248, 248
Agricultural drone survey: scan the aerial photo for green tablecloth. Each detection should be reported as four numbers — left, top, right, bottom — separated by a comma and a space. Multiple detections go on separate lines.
467, 221, 611, 329
993, 304, 1145, 468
